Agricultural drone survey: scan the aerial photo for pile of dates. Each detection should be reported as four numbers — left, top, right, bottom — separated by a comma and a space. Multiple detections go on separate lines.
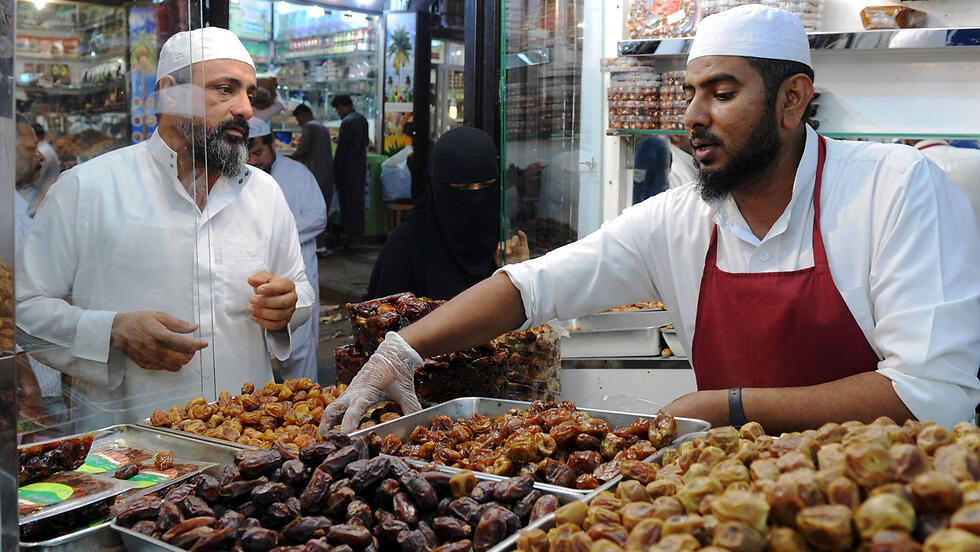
149, 379, 400, 449
518, 418, 980, 551
113, 430, 561, 552
18, 433, 94, 485
380, 401, 678, 491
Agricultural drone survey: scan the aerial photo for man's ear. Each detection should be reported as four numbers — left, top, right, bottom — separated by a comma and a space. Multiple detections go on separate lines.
156, 74, 178, 90
779, 74, 814, 131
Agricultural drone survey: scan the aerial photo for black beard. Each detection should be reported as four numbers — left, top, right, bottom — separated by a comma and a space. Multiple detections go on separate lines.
694, 104, 782, 202
177, 116, 249, 177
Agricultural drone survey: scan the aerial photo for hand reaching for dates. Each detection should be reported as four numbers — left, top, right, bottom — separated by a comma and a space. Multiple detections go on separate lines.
247, 271, 298, 331
320, 331, 424, 434
110, 311, 208, 372
495, 230, 529, 267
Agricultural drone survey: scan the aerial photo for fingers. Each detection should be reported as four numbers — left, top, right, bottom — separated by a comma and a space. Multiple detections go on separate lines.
517, 230, 528, 243
247, 271, 273, 288
159, 331, 210, 354
155, 312, 200, 334
394, 391, 422, 416
250, 291, 298, 310
319, 397, 348, 436
340, 397, 373, 433
255, 276, 295, 296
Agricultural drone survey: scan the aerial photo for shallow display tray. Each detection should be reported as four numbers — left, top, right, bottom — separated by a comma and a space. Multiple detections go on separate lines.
111, 460, 587, 552
561, 309, 671, 332
137, 408, 257, 451
19, 424, 242, 551
488, 430, 706, 552
351, 397, 710, 497
560, 325, 665, 358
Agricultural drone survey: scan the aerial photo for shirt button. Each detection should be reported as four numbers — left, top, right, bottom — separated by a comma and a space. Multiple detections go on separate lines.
759, 251, 771, 262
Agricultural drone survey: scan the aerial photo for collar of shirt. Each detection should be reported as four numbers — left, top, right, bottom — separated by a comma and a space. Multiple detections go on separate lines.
706, 124, 819, 247
147, 130, 250, 225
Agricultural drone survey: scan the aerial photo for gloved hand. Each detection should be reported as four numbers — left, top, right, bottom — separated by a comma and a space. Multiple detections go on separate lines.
319, 331, 424, 434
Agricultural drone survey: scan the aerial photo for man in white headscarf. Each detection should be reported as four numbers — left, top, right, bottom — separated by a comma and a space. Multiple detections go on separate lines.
16, 27, 315, 431
322, 5, 980, 434
247, 116, 326, 382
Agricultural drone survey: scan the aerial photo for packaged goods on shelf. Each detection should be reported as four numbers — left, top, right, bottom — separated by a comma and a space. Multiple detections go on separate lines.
627, 0, 698, 39
148, 379, 403, 446
18, 433, 95, 485
18, 470, 139, 522
112, 433, 569, 552
338, 293, 562, 402
860, 5, 927, 30
515, 416, 980, 552
379, 401, 680, 490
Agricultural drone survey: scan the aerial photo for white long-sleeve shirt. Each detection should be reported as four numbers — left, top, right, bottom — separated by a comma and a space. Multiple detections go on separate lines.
268, 153, 327, 381
914, 140, 980, 225
502, 125, 980, 429
16, 131, 315, 430
667, 143, 698, 190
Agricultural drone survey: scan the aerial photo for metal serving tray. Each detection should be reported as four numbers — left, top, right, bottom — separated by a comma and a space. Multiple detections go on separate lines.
562, 309, 671, 332
111, 463, 584, 552
19, 424, 241, 551
351, 397, 710, 497
487, 431, 706, 552
560, 326, 665, 358
137, 407, 257, 451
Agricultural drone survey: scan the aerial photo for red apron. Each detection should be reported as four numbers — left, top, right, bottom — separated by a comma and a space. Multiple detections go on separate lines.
690, 135, 881, 390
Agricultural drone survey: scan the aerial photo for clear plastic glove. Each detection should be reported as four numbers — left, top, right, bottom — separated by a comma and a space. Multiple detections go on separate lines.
319, 331, 424, 434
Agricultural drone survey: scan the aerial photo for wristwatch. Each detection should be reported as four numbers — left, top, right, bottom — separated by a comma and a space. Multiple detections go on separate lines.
728, 387, 747, 429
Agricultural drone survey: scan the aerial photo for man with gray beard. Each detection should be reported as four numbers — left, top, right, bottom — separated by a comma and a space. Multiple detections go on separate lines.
15, 28, 315, 431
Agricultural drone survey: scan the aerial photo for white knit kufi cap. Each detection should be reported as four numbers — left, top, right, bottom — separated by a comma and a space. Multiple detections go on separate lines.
248, 117, 271, 138
156, 27, 255, 81
688, 4, 811, 68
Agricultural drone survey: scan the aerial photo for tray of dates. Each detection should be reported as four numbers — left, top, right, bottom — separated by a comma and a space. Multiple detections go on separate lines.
20, 424, 242, 550
141, 378, 402, 451
506, 417, 980, 552
111, 430, 586, 552
352, 398, 709, 497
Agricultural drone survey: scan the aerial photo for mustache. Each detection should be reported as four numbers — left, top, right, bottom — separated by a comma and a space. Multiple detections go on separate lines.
216, 116, 249, 141
689, 129, 721, 147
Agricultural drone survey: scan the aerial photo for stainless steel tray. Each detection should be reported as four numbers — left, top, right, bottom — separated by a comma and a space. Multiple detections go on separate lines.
562, 309, 671, 332
110, 461, 586, 552
136, 409, 257, 451
19, 424, 241, 551
351, 397, 710, 496
560, 326, 665, 358
487, 430, 706, 552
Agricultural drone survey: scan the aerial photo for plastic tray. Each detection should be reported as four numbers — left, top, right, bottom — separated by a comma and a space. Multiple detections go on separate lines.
351, 397, 710, 497
488, 430, 706, 552
19, 424, 241, 550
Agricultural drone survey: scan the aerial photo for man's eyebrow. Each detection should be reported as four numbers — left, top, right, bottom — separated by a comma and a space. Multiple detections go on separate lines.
684, 73, 741, 90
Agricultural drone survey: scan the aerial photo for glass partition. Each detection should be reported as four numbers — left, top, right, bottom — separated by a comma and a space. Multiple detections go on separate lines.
12, 0, 213, 440
500, 0, 604, 257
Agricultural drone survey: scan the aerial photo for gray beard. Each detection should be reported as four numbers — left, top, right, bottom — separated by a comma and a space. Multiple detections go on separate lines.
176, 118, 247, 178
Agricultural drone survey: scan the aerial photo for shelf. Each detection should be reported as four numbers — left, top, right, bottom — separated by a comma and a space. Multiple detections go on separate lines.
619, 27, 980, 57
19, 80, 124, 95
278, 51, 377, 62
17, 50, 126, 62
607, 129, 980, 139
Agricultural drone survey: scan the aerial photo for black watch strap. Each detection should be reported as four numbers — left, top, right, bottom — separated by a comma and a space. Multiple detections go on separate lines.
728, 387, 747, 429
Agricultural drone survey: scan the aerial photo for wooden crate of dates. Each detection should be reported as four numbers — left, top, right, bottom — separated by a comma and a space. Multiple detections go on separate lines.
147, 379, 402, 450
112, 430, 582, 552
511, 417, 980, 551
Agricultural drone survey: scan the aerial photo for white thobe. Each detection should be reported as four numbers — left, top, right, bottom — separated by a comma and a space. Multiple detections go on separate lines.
16, 131, 315, 432
502, 125, 980, 429
667, 143, 699, 189
914, 140, 980, 225
267, 154, 327, 381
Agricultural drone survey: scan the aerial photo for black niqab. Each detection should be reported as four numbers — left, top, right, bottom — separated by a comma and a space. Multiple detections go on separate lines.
368, 127, 500, 300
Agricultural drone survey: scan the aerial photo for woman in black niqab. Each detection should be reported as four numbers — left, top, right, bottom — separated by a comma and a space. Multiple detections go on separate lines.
368, 126, 501, 300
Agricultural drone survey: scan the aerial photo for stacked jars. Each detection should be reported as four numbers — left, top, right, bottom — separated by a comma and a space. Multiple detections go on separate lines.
659, 71, 686, 131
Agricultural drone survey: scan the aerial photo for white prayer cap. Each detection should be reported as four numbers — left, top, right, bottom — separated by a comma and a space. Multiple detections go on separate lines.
156, 27, 255, 81
689, 4, 811, 68
248, 117, 271, 139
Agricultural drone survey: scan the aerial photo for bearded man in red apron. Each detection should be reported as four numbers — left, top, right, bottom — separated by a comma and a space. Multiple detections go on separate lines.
321, 5, 980, 435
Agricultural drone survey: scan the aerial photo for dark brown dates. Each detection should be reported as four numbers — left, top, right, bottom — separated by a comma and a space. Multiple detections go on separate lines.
240, 527, 278, 552
281, 459, 311, 488
433, 516, 472, 540
494, 475, 534, 502
235, 449, 282, 479
328, 523, 373, 549
282, 516, 331, 543
300, 470, 332, 514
